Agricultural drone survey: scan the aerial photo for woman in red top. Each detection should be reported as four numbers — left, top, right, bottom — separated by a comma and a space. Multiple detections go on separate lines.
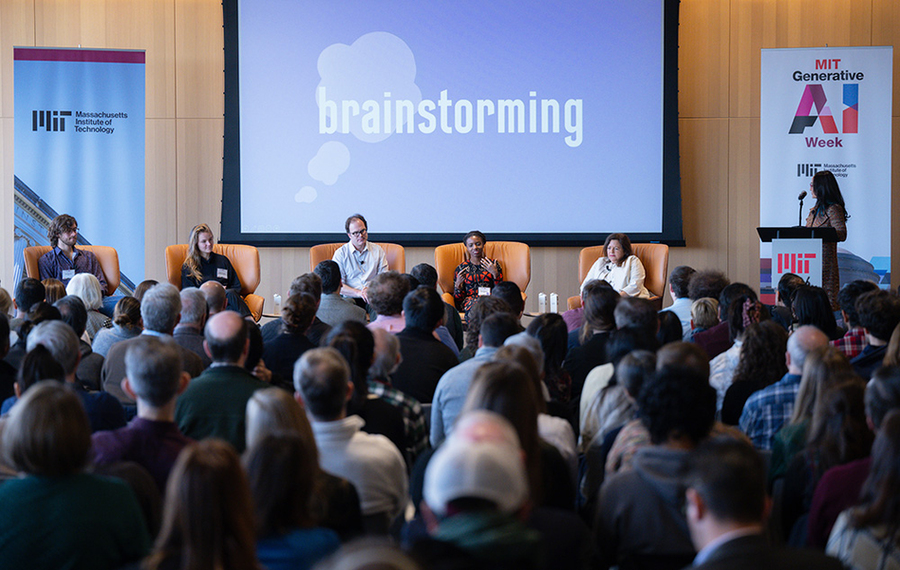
453, 230, 503, 315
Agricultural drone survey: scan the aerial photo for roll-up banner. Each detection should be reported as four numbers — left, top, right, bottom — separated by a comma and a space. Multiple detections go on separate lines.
759, 46, 892, 303
13, 48, 145, 290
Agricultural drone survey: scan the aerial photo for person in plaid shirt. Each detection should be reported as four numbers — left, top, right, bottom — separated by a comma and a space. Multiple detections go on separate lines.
368, 328, 429, 468
831, 280, 878, 360
739, 325, 829, 449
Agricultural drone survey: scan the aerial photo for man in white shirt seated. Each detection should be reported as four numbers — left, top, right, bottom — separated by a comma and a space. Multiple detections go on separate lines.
331, 214, 389, 303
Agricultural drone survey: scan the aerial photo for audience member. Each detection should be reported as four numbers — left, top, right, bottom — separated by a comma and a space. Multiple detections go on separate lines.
392, 287, 458, 403
0, 381, 149, 569
65, 273, 109, 340
694, 282, 758, 360
132, 279, 157, 303
91, 296, 142, 357
54, 294, 104, 390
142, 439, 262, 570
92, 336, 192, 493
0, 315, 15, 402
313, 260, 368, 327
683, 438, 843, 570
851, 289, 900, 380
175, 311, 268, 452
102, 283, 204, 405
771, 272, 806, 330
526, 312, 573, 406
709, 296, 765, 412
665, 265, 696, 339
793, 285, 842, 340
687, 270, 730, 303
457, 296, 510, 362
826, 409, 900, 568
332, 214, 389, 302
261, 272, 333, 347
491, 281, 526, 324
263, 292, 318, 389
245, 387, 364, 541
740, 325, 829, 449
689, 297, 719, 338
657, 310, 684, 346
200, 280, 228, 315
0, 287, 12, 318
832, 280, 879, 358
720, 321, 788, 425
614, 296, 659, 345
9, 277, 45, 338
8, 344, 65, 400
410, 262, 464, 350
368, 328, 429, 468
244, 432, 341, 570
173, 287, 212, 368
294, 347, 408, 534
41, 277, 66, 304
6, 301, 61, 370
594, 366, 716, 570
367, 271, 410, 333
431, 312, 519, 447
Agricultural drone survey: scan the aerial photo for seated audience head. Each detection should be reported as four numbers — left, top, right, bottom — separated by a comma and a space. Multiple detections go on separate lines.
294, 347, 353, 422
17, 302, 61, 342
491, 281, 524, 319
657, 310, 683, 346
200, 281, 228, 315
25, 320, 79, 380
856, 290, 900, 345
41, 278, 66, 304
2, 380, 91, 477
687, 270, 729, 302
245, 387, 317, 454
690, 298, 719, 331
423, 411, 528, 520
717, 283, 758, 323
581, 282, 620, 343
179, 287, 208, 327
409, 263, 439, 290
133, 279, 158, 303
204, 311, 249, 365
368, 271, 410, 318
464, 296, 511, 348
289, 272, 323, 303
314, 260, 343, 296
615, 349, 656, 400
47, 213, 77, 248
807, 380, 873, 475
0, 287, 12, 317
776, 272, 806, 310
850, 409, 900, 534
281, 292, 318, 335
792, 285, 837, 338
141, 283, 182, 334
244, 322, 265, 373
731, 321, 788, 387
244, 431, 319, 536
838, 280, 879, 328
113, 296, 142, 330
494, 341, 545, 413
682, 438, 768, 549
866, 366, 900, 430
606, 327, 658, 366
614, 297, 658, 342
402, 287, 444, 332
124, 336, 186, 408
790, 344, 854, 426
324, 321, 375, 411
639, 366, 716, 446
53, 295, 88, 339
655, 341, 710, 379
14, 277, 46, 316
65, 273, 103, 311
15, 345, 65, 396
786, 325, 830, 375
150, 440, 260, 570
726, 295, 766, 343
603, 233, 634, 267
525, 313, 568, 379
668, 265, 696, 300
401, 274, 420, 291
369, 327, 401, 380
481, 312, 522, 349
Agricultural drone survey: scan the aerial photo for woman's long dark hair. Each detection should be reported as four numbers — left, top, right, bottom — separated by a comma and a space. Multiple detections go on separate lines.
792, 286, 838, 339
851, 409, 900, 539
811, 170, 849, 218
324, 321, 374, 414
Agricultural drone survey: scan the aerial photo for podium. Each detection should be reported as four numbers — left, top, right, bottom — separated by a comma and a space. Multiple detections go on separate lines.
757, 226, 839, 288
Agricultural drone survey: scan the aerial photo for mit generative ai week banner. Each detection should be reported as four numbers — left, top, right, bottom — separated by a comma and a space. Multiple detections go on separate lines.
13, 47, 145, 289
759, 47, 892, 301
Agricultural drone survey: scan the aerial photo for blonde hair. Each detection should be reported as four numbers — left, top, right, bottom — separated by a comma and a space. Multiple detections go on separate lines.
245, 387, 317, 459
691, 297, 719, 330
0, 287, 11, 316
183, 223, 214, 283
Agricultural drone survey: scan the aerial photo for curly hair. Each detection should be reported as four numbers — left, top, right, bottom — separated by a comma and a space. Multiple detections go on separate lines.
639, 366, 715, 445
47, 214, 77, 248
464, 296, 511, 348
730, 321, 787, 389
367, 271, 409, 317
688, 270, 730, 302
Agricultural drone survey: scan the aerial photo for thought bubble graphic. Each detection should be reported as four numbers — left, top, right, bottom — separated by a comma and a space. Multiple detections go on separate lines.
317, 32, 422, 143
308, 141, 350, 185
295, 186, 318, 203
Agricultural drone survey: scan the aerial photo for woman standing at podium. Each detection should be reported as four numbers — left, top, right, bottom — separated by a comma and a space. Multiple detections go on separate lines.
806, 170, 848, 310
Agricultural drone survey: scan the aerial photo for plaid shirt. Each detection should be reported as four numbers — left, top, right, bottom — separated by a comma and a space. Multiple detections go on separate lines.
739, 373, 801, 450
831, 327, 867, 360
368, 379, 429, 465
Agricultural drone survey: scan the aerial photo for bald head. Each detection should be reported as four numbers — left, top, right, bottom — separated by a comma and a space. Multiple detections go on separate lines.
200, 281, 227, 315
204, 310, 249, 365
786, 325, 829, 375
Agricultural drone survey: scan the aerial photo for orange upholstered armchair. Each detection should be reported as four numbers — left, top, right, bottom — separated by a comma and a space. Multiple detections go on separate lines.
434, 241, 531, 309
24, 245, 121, 296
165, 244, 265, 321
308, 243, 406, 273
566, 243, 669, 311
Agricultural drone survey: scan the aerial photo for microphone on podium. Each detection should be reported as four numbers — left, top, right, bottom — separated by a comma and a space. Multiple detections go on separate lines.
797, 190, 807, 226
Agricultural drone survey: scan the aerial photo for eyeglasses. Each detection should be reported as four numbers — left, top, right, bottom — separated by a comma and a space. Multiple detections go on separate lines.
349, 229, 367, 237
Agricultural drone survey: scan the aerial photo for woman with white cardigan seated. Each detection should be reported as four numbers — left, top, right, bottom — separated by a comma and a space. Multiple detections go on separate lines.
580, 233, 650, 298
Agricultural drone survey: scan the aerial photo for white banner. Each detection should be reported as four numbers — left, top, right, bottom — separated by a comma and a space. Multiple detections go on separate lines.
760, 47, 892, 301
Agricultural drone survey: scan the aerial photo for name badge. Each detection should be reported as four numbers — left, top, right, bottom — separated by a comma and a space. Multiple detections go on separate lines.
478, 286, 491, 297
62, 269, 76, 280
217, 268, 228, 279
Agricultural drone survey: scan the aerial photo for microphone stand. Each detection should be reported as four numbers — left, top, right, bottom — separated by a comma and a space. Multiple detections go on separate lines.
797, 196, 804, 227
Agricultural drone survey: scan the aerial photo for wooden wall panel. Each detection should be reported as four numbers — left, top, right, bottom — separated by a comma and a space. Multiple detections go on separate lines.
872, 0, 900, 115
729, 0, 777, 118
727, 118, 761, 287
175, 118, 224, 240
0, 1, 36, 118
175, 0, 223, 118
678, 0, 730, 118
145, 118, 177, 281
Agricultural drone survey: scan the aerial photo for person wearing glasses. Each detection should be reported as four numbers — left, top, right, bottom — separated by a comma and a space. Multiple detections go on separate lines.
332, 214, 389, 303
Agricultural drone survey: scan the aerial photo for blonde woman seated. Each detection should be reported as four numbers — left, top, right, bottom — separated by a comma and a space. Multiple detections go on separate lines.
181, 223, 250, 317
580, 233, 649, 298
